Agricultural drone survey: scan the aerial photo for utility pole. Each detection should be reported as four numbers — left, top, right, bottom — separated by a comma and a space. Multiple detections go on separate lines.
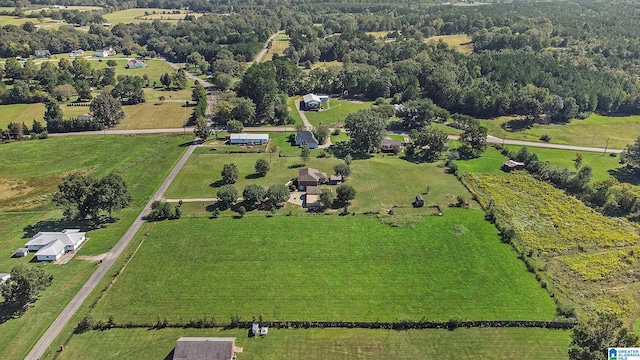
604, 137, 610, 155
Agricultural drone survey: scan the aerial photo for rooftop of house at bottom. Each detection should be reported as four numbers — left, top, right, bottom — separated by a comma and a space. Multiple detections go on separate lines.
24, 229, 86, 262
173, 337, 241, 360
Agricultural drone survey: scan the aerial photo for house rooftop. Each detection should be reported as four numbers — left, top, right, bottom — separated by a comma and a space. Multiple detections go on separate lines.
298, 168, 327, 181
174, 337, 236, 360
26, 229, 85, 247
306, 185, 321, 195
229, 133, 269, 140
34, 239, 65, 257
381, 138, 402, 146
303, 93, 321, 103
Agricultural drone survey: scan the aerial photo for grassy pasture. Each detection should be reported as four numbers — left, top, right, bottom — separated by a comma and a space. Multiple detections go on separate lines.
90, 58, 193, 87
310, 60, 343, 69
304, 99, 373, 127
262, 34, 290, 62
0, 101, 189, 130
0, 15, 69, 28
54, 327, 571, 360
424, 34, 473, 54
287, 96, 304, 126
103, 8, 203, 24
481, 114, 640, 150
0, 135, 189, 211
92, 213, 556, 323
0, 134, 188, 359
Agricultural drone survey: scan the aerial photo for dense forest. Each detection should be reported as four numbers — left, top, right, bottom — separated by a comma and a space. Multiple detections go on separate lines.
1, 0, 640, 124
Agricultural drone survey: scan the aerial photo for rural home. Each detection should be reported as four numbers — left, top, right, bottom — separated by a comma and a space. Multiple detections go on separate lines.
229, 133, 269, 145
95, 47, 116, 57
380, 138, 403, 152
297, 168, 327, 190
294, 130, 319, 148
503, 159, 525, 172
34, 50, 51, 58
25, 229, 86, 262
302, 93, 322, 110
14, 248, 28, 257
70, 50, 85, 57
127, 59, 145, 69
78, 114, 92, 121
173, 337, 240, 360
329, 174, 343, 185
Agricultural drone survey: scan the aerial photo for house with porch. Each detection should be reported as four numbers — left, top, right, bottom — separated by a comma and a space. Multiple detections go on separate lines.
297, 168, 327, 191
294, 130, 319, 148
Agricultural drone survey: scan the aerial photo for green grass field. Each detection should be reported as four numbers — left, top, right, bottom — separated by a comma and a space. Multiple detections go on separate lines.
55, 327, 571, 360
0, 15, 69, 29
304, 99, 372, 127
0, 101, 189, 131
424, 34, 473, 54
89, 59, 193, 88
287, 96, 304, 126
0, 134, 189, 359
455, 145, 623, 182
92, 213, 557, 323
103, 8, 203, 24
481, 114, 640, 150
262, 34, 290, 62
164, 151, 473, 213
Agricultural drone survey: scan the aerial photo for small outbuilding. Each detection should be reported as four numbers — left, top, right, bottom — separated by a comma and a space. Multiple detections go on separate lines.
70, 50, 85, 57
251, 322, 259, 336
329, 174, 343, 185
14, 248, 28, 257
502, 159, 525, 172
173, 337, 237, 360
126, 59, 145, 69
380, 138, 402, 152
260, 327, 269, 337
413, 195, 424, 208
0, 273, 10, 283
294, 130, 319, 149
229, 133, 269, 145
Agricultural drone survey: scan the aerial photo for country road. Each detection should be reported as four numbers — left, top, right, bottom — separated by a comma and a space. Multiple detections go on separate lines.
25, 142, 198, 360
252, 30, 285, 63
48, 127, 623, 153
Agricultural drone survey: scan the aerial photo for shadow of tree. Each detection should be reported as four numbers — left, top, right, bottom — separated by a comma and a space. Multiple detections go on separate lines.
0, 302, 27, 326
244, 173, 263, 180
609, 166, 640, 185
209, 179, 226, 188
501, 118, 534, 132
288, 164, 304, 169
22, 217, 112, 239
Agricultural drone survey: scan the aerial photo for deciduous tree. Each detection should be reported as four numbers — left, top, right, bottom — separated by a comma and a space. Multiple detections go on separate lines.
226, 120, 243, 133
220, 163, 239, 184
0, 265, 53, 307
193, 117, 212, 140
344, 109, 387, 154
569, 312, 639, 360
90, 92, 125, 128
266, 184, 289, 206
336, 184, 356, 204
243, 184, 266, 207
216, 185, 238, 208
254, 158, 270, 177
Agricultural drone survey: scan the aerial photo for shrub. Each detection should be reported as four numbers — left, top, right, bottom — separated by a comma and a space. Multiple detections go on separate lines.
540, 134, 551, 142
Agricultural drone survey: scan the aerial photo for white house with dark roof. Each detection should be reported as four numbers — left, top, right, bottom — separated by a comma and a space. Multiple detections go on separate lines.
95, 47, 116, 57
295, 130, 319, 148
25, 229, 86, 262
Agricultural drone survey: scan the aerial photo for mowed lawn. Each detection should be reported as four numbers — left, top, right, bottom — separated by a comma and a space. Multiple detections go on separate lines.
93, 213, 556, 323
55, 327, 571, 360
481, 114, 640, 150
164, 152, 341, 199
455, 145, 622, 182
304, 99, 372, 127
0, 134, 189, 360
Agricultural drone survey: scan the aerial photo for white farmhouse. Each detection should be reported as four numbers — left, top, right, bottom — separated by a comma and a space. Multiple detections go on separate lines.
25, 229, 86, 262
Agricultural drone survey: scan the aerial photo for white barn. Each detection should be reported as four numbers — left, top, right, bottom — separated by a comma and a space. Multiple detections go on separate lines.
25, 229, 86, 262
229, 133, 269, 145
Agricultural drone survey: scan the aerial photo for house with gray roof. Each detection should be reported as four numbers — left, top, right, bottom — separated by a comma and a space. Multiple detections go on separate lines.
173, 337, 238, 360
25, 229, 86, 262
34, 50, 51, 58
380, 138, 403, 152
294, 130, 319, 148
297, 168, 327, 191
302, 93, 322, 110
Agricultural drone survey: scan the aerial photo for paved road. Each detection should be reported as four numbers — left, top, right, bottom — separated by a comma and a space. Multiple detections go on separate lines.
25, 143, 198, 360
252, 30, 285, 63
483, 135, 623, 153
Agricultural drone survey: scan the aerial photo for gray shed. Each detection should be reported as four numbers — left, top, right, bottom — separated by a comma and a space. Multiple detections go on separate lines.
173, 337, 236, 360
413, 195, 424, 207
